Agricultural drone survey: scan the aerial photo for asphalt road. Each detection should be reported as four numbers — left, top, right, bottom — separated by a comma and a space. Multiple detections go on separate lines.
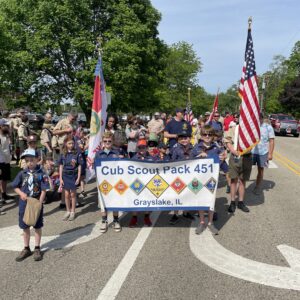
1, 135, 300, 300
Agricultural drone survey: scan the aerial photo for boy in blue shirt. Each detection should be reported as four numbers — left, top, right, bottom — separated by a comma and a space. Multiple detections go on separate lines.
192, 125, 226, 235
12, 149, 50, 261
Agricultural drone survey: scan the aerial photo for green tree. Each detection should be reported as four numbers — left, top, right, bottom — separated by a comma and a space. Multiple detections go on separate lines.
0, 0, 166, 116
157, 41, 202, 112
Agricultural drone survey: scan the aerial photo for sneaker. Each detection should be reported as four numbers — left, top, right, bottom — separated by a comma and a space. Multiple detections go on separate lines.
144, 215, 152, 226
237, 201, 250, 213
195, 223, 206, 235
33, 248, 43, 261
113, 220, 122, 232
2, 193, 15, 200
59, 203, 66, 209
76, 202, 84, 208
207, 223, 219, 235
68, 212, 75, 221
228, 202, 236, 213
129, 216, 138, 228
62, 211, 71, 221
226, 185, 231, 194
169, 214, 179, 225
182, 212, 195, 220
100, 221, 108, 233
16, 248, 32, 262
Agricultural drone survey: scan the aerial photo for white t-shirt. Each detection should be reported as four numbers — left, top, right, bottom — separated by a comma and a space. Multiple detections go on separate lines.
0, 135, 11, 164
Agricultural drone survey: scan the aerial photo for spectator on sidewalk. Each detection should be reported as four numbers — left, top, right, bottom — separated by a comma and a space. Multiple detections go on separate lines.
252, 113, 275, 195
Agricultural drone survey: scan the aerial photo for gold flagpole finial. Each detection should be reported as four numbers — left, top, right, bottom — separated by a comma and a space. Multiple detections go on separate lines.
248, 16, 252, 30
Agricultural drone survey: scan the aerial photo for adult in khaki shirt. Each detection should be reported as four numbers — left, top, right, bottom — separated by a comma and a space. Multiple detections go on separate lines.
147, 112, 164, 137
40, 113, 53, 154
53, 112, 78, 153
224, 116, 251, 214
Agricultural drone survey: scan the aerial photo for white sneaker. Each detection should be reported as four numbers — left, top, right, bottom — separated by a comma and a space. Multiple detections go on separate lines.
68, 212, 75, 221
100, 221, 108, 233
62, 211, 71, 221
113, 221, 122, 232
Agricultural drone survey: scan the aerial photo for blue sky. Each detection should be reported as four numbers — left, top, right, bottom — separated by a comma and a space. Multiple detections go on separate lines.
151, 0, 300, 94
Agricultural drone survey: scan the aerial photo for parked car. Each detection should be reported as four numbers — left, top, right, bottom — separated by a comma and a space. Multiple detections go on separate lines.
269, 114, 300, 137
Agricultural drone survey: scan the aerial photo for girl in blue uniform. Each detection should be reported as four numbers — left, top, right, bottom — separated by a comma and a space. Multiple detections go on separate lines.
59, 135, 82, 221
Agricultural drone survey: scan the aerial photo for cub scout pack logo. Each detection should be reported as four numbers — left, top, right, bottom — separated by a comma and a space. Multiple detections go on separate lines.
90, 111, 101, 136
114, 179, 128, 195
204, 177, 217, 193
130, 179, 145, 195
188, 178, 203, 194
99, 180, 113, 195
146, 174, 169, 198
170, 177, 186, 194
182, 123, 188, 130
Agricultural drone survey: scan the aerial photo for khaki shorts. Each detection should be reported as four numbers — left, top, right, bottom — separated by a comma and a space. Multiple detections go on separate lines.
228, 154, 252, 181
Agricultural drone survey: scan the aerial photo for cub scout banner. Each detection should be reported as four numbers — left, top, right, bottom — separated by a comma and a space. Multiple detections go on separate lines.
95, 157, 219, 211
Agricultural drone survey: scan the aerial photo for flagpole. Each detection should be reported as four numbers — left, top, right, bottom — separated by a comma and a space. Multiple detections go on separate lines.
248, 16, 252, 30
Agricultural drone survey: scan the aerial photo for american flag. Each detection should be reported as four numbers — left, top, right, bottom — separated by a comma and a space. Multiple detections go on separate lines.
237, 25, 260, 154
184, 101, 193, 124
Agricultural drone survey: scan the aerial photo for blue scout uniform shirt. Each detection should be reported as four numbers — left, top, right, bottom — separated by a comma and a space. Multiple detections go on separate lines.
11, 166, 50, 197
208, 120, 223, 133
192, 141, 223, 158
58, 151, 83, 171
164, 118, 192, 148
132, 151, 159, 161
171, 143, 193, 160
95, 149, 120, 159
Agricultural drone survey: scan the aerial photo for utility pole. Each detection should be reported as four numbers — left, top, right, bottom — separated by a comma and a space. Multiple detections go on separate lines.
261, 76, 266, 114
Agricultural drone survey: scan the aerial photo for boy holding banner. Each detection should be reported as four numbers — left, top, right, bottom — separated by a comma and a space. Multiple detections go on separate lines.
192, 125, 226, 235
169, 130, 195, 225
95, 132, 122, 233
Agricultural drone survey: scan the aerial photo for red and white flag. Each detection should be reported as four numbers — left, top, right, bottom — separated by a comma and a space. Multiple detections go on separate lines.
86, 57, 108, 181
237, 23, 260, 155
207, 91, 219, 124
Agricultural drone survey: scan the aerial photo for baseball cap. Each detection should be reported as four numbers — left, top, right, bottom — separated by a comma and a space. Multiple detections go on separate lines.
21, 148, 38, 159
154, 112, 160, 116
27, 135, 38, 142
178, 130, 191, 138
18, 108, 26, 113
175, 108, 185, 113
205, 111, 210, 116
137, 139, 147, 148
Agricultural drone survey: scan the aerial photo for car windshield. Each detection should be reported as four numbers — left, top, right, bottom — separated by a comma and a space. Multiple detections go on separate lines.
277, 115, 295, 121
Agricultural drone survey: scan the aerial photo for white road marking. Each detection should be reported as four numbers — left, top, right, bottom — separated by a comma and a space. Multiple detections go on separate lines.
190, 222, 300, 291
97, 211, 161, 300
0, 213, 124, 252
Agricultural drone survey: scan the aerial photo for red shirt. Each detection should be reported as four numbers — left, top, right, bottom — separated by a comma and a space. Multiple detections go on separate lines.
224, 115, 234, 131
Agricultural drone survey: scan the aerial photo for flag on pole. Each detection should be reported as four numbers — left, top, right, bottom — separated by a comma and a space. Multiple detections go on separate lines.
207, 91, 219, 124
184, 101, 193, 125
237, 20, 260, 155
86, 56, 108, 181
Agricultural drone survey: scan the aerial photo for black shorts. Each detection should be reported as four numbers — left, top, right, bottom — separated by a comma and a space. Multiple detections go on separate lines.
0, 163, 11, 181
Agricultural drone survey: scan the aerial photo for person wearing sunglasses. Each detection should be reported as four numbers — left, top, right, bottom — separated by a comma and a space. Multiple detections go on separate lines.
95, 132, 122, 233
192, 125, 227, 235
129, 139, 155, 228
169, 130, 195, 225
